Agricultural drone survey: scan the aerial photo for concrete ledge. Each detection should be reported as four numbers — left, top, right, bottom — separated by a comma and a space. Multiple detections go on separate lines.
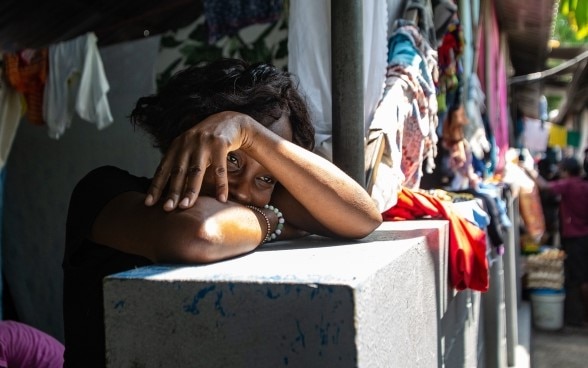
514, 301, 531, 368
103, 221, 448, 368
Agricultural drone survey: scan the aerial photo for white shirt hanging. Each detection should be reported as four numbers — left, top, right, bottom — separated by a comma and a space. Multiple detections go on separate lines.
43, 32, 113, 139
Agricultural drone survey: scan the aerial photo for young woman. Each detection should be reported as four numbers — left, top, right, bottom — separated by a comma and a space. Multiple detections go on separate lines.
62, 58, 382, 367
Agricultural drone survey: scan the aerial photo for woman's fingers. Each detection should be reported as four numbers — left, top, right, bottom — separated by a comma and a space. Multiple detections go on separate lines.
145, 112, 250, 209
178, 162, 208, 209
145, 160, 172, 207
162, 147, 193, 211
211, 145, 229, 203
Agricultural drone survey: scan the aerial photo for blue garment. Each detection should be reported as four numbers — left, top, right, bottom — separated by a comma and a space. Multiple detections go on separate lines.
478, 182, 512, 229
452, 199, 490, 229
387, 20, 435, 96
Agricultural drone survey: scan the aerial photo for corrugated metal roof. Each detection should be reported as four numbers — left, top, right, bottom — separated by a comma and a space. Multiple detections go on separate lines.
494, 0, 560, 120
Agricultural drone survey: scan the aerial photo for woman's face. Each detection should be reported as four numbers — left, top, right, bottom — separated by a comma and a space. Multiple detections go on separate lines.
201, 114, 293, 207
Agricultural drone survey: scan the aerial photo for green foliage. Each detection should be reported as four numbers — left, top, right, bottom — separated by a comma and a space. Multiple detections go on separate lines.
157, 10, 289, 89
558, 0, 588, 41
546, 95, 563, 113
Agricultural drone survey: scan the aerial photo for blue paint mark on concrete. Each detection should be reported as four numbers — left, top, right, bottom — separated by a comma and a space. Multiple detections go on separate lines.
319, 323, 329, 345
107, 265, 176, 279
214, 290, 226, 316
113, 300, 125, 310
295, 286, 302, 296
294, 319, 306, 348
183, 285, 216, 315
308, 285, 337, 300
266, 287, 280, 299
333, 325, 341, 345
309, 287, 320, 300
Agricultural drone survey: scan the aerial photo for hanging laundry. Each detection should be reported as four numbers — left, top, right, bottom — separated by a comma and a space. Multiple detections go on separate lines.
43, 32, 113, 140
567, 130, 580, 148
383, 187, 489, 292
203, 0, 284, 44
436, 16, 463, 114
452, 186, 510, 250
372, 20, 439, 193
432, 0, 458, 45
289, 0, 389, 161
402, 0, 438, 47
0, 58, 23, 169
547, 123, 567, 148
522, 117, 549, 153
464, 74, 490, 162
4, 48, 48, 125
366, 83, 407, 212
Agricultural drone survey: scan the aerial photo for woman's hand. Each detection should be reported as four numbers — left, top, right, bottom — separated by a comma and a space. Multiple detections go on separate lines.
145, 110, 382, 239
145, 111, 254, 211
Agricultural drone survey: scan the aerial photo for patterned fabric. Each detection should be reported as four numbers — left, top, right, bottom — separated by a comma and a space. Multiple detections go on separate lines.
385, 21, 438, 189
203, 0, 284, 43
368, 20, 439, 210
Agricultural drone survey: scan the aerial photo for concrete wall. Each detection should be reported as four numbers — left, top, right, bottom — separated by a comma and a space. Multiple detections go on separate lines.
103, 220, 505, 368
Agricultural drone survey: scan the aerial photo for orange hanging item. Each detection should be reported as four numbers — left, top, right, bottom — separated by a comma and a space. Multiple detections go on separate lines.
4, 48, 49, 125
383, 187, 489, 292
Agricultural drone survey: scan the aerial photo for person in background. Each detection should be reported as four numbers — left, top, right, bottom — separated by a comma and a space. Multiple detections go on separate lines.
536, 157, 560, 246
0, 320, 64, 368
62, 58, 383, 367
583, 147, 588, 177
524, 156, 588, 326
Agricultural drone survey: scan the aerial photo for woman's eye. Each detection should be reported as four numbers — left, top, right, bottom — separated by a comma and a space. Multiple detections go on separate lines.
259, 176, 276, 185
227, 153, 239, 169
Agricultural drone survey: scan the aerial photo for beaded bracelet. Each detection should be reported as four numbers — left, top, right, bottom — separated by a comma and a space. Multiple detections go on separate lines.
264, 204, 285, 241
247, 205, 272, 244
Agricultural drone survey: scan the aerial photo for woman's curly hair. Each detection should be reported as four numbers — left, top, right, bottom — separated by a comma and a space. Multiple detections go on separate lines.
129, 58, 315, 153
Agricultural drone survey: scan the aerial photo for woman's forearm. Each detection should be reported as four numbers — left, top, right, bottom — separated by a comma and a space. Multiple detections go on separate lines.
157, 200, 283, 263
94, 194, 297, 264
243, 120, 382, 238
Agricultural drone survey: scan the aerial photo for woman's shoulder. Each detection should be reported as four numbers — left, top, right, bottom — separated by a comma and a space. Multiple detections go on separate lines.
80, 165, 138, 182
73, 165, 151, 196
67, 165, 152, 228
65, 165, 153, 262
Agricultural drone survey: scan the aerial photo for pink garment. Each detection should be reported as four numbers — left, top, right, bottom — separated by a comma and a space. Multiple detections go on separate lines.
0, 320, 64, 368
476, 1, 508, 172
548, 177, 588, 238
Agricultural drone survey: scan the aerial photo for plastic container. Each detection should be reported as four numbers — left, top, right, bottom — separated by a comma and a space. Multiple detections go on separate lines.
530, 288, 565, 330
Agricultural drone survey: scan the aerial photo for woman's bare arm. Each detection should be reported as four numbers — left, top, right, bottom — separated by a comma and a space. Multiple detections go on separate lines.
145, 112, 382, 239
92, 193, 287, 263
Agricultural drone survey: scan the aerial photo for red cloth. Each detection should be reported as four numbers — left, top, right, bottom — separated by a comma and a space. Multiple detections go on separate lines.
383, 187, 489, 292
4, 48, 48, 125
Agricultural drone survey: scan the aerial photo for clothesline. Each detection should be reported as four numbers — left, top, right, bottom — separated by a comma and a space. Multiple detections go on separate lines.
1, 32, 113, 140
